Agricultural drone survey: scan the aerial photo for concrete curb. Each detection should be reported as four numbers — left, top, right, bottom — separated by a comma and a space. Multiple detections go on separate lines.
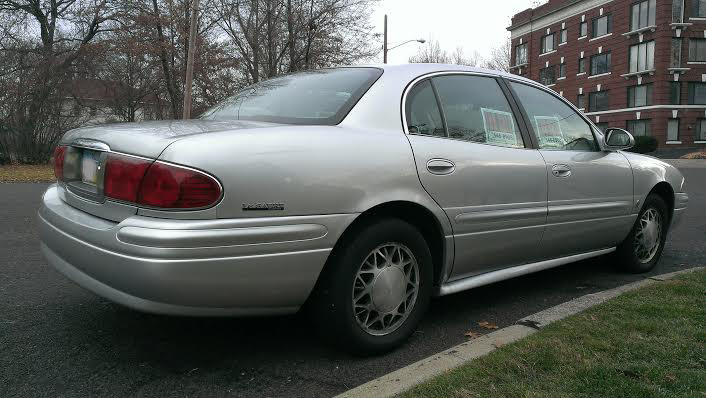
335, 266, 704, 398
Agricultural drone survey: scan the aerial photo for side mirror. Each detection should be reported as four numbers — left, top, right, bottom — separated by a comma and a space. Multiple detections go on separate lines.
604, 128, 635, 151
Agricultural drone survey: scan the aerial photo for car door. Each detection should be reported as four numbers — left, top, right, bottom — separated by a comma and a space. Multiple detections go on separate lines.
404, 73, 548, 281
507, 80, 634, 259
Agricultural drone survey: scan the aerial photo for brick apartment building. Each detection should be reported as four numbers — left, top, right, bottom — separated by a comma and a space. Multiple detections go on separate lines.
508, 0, 706, 150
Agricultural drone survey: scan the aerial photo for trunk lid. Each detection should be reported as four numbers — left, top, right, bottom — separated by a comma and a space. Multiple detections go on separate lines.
60, 119, 275, 158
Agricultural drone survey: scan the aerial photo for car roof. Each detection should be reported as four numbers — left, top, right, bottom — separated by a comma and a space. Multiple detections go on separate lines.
344, 63, 537, 86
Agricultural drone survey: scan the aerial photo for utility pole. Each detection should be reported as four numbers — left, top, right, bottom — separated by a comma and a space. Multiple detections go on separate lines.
383, 14, 388, 64
183, 0, 200, 119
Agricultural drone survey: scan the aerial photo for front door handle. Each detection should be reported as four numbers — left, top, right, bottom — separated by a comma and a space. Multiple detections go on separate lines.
427, 159, 455, 175
552, 164, 572, 178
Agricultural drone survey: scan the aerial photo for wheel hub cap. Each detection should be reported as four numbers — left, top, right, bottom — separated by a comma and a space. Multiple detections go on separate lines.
371, 267, 406, 313
634, 208, 662, 264
352, 243, 420, 336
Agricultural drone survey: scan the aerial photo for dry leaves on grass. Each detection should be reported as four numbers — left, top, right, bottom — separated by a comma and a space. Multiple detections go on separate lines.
477, 321, 499, 330
681, 151, 706, 159
464, 331, 482, 339
0, 165, 55, 183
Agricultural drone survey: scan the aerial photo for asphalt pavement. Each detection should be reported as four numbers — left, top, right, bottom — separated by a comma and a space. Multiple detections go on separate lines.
1, 166, 704, 398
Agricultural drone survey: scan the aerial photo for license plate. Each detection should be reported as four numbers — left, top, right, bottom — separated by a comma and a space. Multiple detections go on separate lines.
81, 150, 100, 186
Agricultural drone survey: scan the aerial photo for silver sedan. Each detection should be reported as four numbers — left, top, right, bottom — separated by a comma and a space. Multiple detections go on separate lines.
39, 64, 688, 353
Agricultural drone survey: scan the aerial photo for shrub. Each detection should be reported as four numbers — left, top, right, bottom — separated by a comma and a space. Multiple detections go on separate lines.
628, 136, 658, 154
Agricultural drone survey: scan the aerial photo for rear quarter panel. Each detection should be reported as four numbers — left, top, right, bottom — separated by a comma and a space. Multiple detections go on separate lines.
156, 126, 449, 230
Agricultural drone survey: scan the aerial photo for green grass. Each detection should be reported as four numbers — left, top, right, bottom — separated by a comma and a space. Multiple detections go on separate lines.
402, 270, 706, 398
0, 164, 55, 182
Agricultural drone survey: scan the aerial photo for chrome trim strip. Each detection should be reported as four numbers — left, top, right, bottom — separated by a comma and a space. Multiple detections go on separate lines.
548, 201, 631, 216
71, 139, 110, 152
117, 224, 329, 248
438, 247, 616, 296
455, 207, 546, 224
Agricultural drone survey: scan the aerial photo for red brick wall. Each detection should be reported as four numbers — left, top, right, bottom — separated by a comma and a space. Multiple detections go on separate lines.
509, 0, 706, 148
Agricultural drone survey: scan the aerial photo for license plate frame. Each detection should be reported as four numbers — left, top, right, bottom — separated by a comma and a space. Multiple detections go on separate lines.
81, 149, 100, 186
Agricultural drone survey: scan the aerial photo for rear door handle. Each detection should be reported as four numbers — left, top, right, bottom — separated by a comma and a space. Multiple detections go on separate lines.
552, 164, 572, 178
427, 159, 455, 175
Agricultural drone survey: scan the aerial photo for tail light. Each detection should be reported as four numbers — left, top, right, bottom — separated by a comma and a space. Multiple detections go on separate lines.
53, 146, 66, 180
102, 153, 221, 209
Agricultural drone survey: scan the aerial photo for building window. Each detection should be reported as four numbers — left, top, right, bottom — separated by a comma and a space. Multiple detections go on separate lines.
577, 94, 585, 109
672, 38, 683, 67
515, 43, 528, 65
627, 84, 653, 107
592, 14, 612, 38
688, 82, 706, 104
673, 0, 684, 23
627, 120, 651, 136
588, 91, 609, 112
560, 29, 567, 44
631, 0, 656, 31
559, 63, 567, 78
689, 38, 706, 62
698, 119, 706, 141
670, 82, 682, 104
541, 33, 555, 53
578, 57, 587, 74
579, 21, 588, 37
540, 66, 556, 85
590, 52, 611, 75
667, 119, 680, 141
693, 0, 706, 17
629, 41, 655, 73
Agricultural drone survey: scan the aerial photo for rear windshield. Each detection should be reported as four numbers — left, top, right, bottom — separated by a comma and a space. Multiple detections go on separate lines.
201, 67, 382, 125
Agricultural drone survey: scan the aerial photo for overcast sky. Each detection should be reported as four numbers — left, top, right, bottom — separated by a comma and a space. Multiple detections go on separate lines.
371, 0, 540, 64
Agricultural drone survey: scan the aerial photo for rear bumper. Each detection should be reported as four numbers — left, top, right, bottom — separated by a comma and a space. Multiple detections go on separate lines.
39, 184, 356, 316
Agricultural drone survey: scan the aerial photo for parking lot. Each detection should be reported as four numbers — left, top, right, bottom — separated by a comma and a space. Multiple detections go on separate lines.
1, 165, 704, 398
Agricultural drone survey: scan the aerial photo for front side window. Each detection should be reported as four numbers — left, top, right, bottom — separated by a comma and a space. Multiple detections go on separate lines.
627, 84, 653, 107
515, 43, 528, 65
672, 38, 683, 67
592, 14, 612, 37
667, 119, 680, 141
629, 41, 655, 73
202, 67, 382, 125
580, 21, 588, 37
405, 80, 445, 136
688, 82, 706, 104
590, 52, 611, 75
511, 82, 597, 151
631, 0, 656, 31
432, 75, 524, 148
689, 38, 706, 62
560, 29, 568, 44
579, 57, 587, 73
541, 34, 555, 53
589, 91, 610, 112
627, 120, 651, 136
693, 0, 706, 17
540, 66, 557, 85
670, 82, 682, 104
698, 119, 706, 141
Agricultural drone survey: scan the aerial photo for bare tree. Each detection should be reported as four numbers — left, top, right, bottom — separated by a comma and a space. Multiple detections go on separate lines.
408, 38, 449, 64
484, 38, 511, 72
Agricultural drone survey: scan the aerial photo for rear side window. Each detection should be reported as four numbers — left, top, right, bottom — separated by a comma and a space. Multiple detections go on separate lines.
432, 75, 524, 148
510, 82, 598, 151
405, 80, 445, 137
202, 67, 382, 125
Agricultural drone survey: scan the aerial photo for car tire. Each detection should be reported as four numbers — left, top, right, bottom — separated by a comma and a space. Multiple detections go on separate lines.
311, 218, 433, 355
615, 194, 669, 273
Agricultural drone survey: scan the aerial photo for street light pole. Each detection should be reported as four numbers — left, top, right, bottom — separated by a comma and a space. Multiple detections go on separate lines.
183, 0, 200, 119
383, 14, 388, 64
